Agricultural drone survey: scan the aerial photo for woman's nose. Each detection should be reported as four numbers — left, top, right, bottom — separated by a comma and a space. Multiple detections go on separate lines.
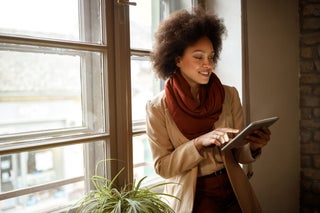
202, 61, 214, 69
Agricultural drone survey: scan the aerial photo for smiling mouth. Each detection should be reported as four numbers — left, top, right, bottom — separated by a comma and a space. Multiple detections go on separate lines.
199, 71, 211, 76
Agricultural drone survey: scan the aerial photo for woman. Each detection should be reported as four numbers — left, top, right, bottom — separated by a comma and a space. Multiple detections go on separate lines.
146, 8, 271, 213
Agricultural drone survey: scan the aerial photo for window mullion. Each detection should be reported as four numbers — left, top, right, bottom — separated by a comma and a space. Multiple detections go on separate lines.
0, 132, 109, 155
0, 176, 83, 201
111, 3, 133, 185
0, 34, 106, 52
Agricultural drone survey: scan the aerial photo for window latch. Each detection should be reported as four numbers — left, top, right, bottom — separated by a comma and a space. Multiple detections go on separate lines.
117, 0, 137, 6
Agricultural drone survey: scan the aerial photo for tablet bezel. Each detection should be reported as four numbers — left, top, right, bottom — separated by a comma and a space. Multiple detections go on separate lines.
219, 116, 279, 151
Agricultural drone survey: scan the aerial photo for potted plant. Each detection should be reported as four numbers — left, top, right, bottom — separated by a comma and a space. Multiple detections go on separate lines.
72, 160, 178, 213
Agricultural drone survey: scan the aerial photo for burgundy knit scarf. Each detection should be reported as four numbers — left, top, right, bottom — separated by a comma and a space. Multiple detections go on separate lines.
165, 71, 225, 140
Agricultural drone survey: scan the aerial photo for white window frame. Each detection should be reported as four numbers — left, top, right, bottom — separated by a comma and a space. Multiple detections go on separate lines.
0, 0, 110, 209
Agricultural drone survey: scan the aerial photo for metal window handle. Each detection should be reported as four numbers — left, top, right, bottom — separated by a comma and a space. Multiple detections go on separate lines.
117, 0, 137, 6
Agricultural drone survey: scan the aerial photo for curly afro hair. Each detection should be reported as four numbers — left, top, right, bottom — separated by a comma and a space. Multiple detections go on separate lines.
151, 8, 226, 80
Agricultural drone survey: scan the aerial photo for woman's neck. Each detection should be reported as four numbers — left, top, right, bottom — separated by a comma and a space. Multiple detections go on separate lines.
190, 86, 200, 101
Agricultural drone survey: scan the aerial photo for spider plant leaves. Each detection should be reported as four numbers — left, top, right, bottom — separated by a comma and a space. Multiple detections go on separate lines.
74, 160, 179, 213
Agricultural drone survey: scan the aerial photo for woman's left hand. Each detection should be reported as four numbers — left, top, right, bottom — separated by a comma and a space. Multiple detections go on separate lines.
246, 127, 271, 151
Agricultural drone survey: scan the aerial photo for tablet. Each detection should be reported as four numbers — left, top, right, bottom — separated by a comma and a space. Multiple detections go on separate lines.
219, 116, 279, 151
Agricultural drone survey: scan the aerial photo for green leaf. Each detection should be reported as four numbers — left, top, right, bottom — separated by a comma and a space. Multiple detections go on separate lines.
71, 159, 178, 213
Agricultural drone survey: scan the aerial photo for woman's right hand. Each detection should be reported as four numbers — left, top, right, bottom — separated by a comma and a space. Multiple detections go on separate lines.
193, 128, 239, 151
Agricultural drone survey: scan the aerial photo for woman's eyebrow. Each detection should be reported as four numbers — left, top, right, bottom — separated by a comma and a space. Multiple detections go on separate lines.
192, 50, 215, 54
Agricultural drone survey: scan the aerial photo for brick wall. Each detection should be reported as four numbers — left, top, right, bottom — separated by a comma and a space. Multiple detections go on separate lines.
300, 0, 320, 212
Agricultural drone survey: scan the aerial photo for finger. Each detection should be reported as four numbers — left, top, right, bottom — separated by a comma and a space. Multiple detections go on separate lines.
212, 132, 224, 143
251, 140, 267, 149
247, 133, 265, 142
261, 127, 271, 135
217, 128, 239, 134
214, 130, 234, 144
213, 128, 238, 139
248, 134, 268, 148
211, 134, 222, 146
212, 133, 221, 141
254, 129, 270, 141
214, 139, 222, 146
222, 133, 229, 143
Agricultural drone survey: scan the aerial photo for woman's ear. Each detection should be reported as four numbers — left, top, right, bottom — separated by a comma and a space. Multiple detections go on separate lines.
175, 57, 181, 67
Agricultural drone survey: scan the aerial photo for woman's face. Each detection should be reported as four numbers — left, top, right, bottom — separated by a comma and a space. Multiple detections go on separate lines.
176, 36, 215, 88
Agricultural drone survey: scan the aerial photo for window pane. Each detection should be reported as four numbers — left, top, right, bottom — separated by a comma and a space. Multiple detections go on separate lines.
0, 140, 107, 212
0, 182, 83, 213
132, 134, 160, 183
1, 145, 83, 191
131, 55, 161, 122
130, 0, 193, 50
0, 0, 103, 44
129, 0, 154, 50
0, 44, 104, 135
0, 144, 84, 212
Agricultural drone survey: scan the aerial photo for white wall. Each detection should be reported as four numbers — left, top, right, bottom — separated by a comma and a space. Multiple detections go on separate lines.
245, 0, 300, 212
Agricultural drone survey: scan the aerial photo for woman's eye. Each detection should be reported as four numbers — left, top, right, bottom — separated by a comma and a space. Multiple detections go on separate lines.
193, 55, 214, 61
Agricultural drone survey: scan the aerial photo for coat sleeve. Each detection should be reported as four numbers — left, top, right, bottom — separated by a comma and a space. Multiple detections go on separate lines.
146, 97, 203, 179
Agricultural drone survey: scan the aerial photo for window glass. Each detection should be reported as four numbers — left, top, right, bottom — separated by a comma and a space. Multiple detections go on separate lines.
129, 0, 153, 50
1, 145, 83, 191
0, 0, 102, 44
130, 0, 193, 50
0, 182, 83, 212
0, 144, 85, 212
0, 44, 104, 135
131, 55, 161, 122
132, 134, 160, 183
0, 140, 106, 212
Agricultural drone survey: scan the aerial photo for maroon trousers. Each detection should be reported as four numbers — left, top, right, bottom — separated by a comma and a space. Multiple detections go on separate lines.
192, 170, 242, 213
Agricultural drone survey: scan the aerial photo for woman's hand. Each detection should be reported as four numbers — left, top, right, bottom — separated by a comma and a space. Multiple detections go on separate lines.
194, 128, 239, 151
246, 127, 271, 151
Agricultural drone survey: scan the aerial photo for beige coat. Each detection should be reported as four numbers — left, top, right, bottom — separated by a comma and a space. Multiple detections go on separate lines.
146, 85, 261, 213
